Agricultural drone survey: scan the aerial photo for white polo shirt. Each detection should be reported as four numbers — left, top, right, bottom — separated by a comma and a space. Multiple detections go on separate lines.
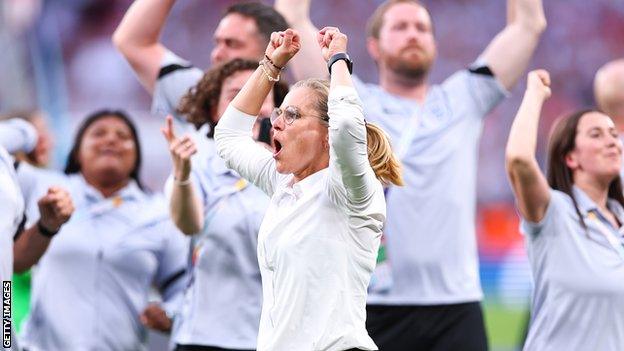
18, 169, 188, 351
168, 126, 268, 349
353, 64, 508, 305
152, 50, 203, 135
215, 86, 385, 351
521, 187, 624, 350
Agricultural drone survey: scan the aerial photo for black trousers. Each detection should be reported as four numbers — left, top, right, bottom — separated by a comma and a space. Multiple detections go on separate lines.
366, 302, 488, 351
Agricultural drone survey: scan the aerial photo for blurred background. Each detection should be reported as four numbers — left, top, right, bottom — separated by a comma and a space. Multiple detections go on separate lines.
2, 0, 623, 350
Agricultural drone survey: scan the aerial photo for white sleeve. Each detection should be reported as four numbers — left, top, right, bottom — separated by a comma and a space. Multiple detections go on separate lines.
214, 106, 279, 196
327, 86, 380, 207
0, 119, 38, 153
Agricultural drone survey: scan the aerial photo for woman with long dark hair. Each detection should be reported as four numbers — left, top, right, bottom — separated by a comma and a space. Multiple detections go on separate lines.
506, 70, 624, 350
17, 110, 188, 351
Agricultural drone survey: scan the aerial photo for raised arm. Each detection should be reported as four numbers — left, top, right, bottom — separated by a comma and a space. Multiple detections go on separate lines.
0, 118, 37, 154
318, 28, 381, 204
319, 28, 353, 89
274, 0, 326, 80
161, 116, 203, 235
505, 70, 551, 222
230, 29, 300, 115
112, 0, 176, 93
481, 0, 546, 90
214, 29, 300, 195
14, 187, 74, 273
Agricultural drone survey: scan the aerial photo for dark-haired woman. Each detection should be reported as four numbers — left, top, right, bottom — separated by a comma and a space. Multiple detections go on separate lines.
17, 110, 188, 351
506, 70, 624, 350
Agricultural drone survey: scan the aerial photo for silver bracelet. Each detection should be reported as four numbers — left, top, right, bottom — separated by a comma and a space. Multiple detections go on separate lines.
259, 59, 280, 82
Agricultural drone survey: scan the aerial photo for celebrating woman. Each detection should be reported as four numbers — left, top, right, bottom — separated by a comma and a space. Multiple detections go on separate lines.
18, 110, 188, 351
505, 70, 624, 350
215, 27, 402, 351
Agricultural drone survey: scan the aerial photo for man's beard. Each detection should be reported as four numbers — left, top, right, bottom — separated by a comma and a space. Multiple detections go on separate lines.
383, 48, 433, 81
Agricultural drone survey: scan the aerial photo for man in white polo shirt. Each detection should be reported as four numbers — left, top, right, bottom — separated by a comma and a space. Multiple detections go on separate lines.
277, 0, 546, 349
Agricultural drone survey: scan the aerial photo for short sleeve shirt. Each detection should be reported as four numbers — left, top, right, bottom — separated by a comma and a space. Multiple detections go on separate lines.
170, 127, 268, 349
521, 188, 624, 351
19, 171, 189, 351
354, 64, 508, 305
151, 50, 204, 135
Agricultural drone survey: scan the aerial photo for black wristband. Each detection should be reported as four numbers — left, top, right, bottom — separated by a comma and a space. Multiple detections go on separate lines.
328, 53, 353, 75
37, 220, 59, 238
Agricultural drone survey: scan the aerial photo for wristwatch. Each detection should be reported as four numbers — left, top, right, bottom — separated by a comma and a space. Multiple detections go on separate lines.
327, 53, 353, 75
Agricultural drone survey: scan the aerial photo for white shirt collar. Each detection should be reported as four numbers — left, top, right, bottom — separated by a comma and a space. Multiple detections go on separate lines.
288, 168, 327, 199
572, 185, 624, 226
80, 175, 143, 204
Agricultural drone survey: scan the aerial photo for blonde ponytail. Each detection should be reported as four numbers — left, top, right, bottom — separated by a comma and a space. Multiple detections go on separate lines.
291, 78, 403, 186
366, 122, 404, 186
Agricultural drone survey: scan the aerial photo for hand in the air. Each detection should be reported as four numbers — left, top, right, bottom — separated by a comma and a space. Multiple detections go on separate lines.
526, 69, 551, 100
317, 26, 348, 62
161, 115, 197, 182
265, 28, 301, 68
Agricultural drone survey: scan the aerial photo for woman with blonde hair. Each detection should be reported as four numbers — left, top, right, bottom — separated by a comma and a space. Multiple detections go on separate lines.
214, 27, 402, 351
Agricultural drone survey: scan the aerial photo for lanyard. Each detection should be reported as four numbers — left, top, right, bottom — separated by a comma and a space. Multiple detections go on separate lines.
383, 105, 421, 203
586, 211, 624, 261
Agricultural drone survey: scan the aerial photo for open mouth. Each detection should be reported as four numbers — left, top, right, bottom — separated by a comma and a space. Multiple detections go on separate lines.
273, 140, 283, 158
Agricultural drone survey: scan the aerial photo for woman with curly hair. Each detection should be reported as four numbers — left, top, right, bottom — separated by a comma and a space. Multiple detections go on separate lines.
177, 58, 288, 141
148, 59, 289, 351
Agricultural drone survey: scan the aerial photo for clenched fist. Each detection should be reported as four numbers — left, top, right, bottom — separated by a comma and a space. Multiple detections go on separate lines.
38, 186, 74, 234
317, 27, 348, 62
265, 28, 301, 68
526, 69, 551, 100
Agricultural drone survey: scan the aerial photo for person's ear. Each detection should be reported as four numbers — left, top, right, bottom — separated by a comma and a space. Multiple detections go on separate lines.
565, 151, 579, 170
367, 37, 381, 64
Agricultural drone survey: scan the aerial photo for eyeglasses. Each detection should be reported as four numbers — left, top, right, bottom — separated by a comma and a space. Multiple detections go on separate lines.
270, 106, 329, 126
